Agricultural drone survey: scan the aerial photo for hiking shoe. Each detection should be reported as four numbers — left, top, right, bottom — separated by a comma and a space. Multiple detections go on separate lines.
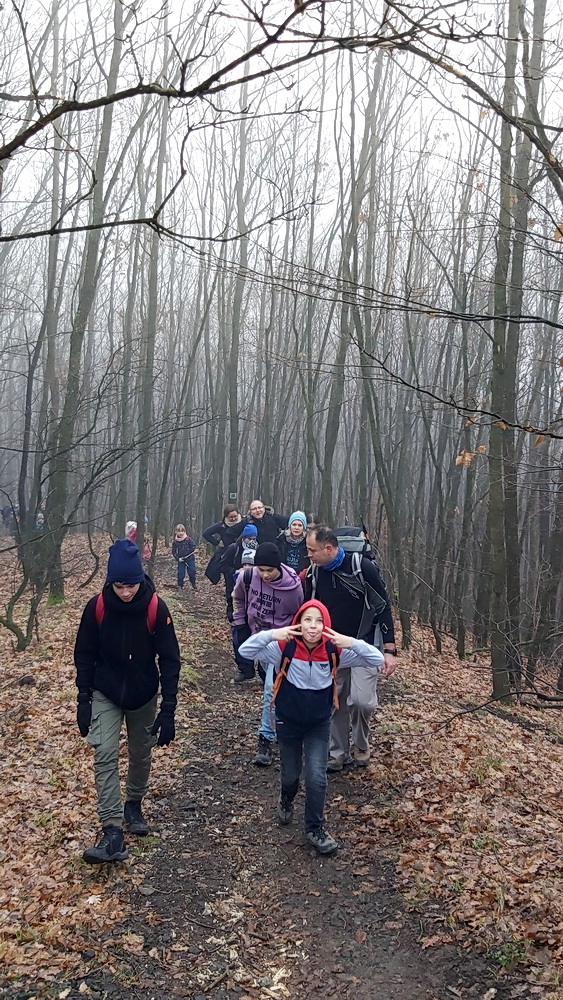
352, 744, 371, 767
307, 827, 338, 855
233, 671, 254, 684
252, 736, 274, 766
83, 825, 129, 864
277, 795, 294, 825
326, 756, 343, 772
124, 800, 149, 836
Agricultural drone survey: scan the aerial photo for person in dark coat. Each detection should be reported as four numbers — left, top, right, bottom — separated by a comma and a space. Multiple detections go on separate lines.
202, 504, 246, 548
247, 499, 287, 548
74, 539, 181, 864
171, 523, 196, 589
303, 525, 398, 772
278, 510, 309, 574
203, 505, 247, 620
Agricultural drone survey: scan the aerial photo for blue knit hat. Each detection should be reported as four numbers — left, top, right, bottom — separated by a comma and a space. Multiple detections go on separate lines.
242, 524, 258, 539
106, 538, 145, 584
288, 510, 307, 531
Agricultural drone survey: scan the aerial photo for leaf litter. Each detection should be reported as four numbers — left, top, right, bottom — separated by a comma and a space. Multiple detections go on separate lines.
0, 535, 562, 998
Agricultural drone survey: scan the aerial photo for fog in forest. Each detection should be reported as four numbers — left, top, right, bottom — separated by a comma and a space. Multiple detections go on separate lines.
1, 0, 562, 698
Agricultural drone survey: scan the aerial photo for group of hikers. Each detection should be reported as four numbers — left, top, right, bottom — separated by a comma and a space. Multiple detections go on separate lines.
74, 500, 398, 863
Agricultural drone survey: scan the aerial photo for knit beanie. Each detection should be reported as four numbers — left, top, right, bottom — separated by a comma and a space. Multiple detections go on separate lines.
254, 542, 282, 569
288, 510, 307, 531
241, 548, 256, 566
242, 524, 258, 539
106, 538, 145, 584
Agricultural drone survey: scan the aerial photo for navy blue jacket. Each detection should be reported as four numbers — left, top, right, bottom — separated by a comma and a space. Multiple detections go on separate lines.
74, 579, 181, 711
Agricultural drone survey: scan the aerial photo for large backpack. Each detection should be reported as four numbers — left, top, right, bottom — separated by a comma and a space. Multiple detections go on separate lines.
307, 553, 387, 639
94, 591, 159, 634
334, 525, 374, 560
271, 638, 341, 709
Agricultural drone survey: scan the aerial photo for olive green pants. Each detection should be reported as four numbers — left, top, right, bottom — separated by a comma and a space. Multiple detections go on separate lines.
87, 691, 157, 828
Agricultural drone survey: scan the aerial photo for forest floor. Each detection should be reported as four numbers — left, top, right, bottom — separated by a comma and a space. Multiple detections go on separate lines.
1, 536, 563, 1000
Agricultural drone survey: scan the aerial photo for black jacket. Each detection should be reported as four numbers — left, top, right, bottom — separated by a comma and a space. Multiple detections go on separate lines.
202, 518, 247, 547
277, 533, 309, 573
248, 512, 287, 547
74, 578, 181, 711
303, 554, 395, 643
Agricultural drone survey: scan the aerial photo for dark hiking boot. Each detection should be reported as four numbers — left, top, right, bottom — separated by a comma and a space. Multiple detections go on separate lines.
306, 827, 338, 855
124, 800, 149, 836
191, 581, 197, 591
252, 735, 274, 766
83, 825, 129, 864
233, 671, 254, 684
277, 795, 294, 825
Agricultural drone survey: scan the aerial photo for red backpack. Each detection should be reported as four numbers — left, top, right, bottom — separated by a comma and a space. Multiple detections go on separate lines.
94, 592, 159, 634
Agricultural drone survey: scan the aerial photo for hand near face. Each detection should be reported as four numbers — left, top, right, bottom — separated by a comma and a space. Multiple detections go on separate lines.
271, 624, 302, 642
322, 627, 353, 649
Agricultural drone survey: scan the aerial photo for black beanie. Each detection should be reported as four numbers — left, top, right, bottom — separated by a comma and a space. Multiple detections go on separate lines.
106, 538, 145, 584
254, 542, 282, 569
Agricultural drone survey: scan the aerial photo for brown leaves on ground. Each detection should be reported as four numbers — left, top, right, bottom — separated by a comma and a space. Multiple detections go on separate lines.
1, 533, 563, 994
356, 639, 563, 989
0, 535, 198, 982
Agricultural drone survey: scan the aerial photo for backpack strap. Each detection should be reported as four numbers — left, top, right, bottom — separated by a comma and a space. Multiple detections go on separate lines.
350, 552, 369, 609
307, 564, 318, 599
271, 639, 341, 708
94, 592, 104, 626
94, 590, 159, 634
271, 638, 297, 706
146, 593, 159, 634
326, 640, 341, 709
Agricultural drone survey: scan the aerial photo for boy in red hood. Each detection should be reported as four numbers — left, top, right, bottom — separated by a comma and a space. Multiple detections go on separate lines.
238, 599, 383, 854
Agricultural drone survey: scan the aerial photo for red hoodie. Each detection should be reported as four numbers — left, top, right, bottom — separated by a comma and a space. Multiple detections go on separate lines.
273, 599, 338, 726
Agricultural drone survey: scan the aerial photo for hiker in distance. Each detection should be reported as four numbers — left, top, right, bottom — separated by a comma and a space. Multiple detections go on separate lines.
171, 523, 197, 590
202, 504, 247, 621
304, 525, 398, 772
74, 539, 181, 864
232, 541, 303, 762
238, 599, 384, 855
247, 499, 287, 547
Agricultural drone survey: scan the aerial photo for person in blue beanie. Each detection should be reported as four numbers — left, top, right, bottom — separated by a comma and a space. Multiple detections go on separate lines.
278, 511, 309, 573
74, 538, 181, 864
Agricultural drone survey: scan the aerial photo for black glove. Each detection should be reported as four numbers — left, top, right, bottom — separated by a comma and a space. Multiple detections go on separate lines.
77, 693, 92, 737
235, 623, 251, 646
151, 703, 176, 746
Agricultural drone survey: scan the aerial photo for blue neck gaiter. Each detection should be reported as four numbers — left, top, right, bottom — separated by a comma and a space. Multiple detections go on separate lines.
322, 546, 345, 572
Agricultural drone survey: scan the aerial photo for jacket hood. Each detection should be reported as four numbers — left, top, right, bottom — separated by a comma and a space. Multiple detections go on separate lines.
292, 598, 332, 628
253, 564, 302, 591
280, 599, 333, 660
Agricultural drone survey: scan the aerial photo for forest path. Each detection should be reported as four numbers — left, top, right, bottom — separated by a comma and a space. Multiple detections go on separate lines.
57, 582, 524, 1000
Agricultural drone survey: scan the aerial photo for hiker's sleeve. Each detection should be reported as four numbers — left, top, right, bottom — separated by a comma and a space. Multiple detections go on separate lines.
232, 573, 247, 626
340, 639, 384, 671
238, 630, 282, 666
74, 597, 99, 696
171, 541, 178, 560
154, 600, 181, 708
362, 559, 396, 645
218, 542, 236, 573
274, 513, 288, 529
202, 521, 222, 545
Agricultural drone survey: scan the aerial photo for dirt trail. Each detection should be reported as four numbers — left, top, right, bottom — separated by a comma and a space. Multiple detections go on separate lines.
50, 587, 525, 1000
0, 580, 530, 1000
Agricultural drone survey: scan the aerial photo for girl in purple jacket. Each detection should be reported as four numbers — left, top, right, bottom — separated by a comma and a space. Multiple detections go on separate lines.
232, 542, 303, 764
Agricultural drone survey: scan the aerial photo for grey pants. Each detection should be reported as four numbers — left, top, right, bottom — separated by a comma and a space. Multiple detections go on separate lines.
329, 664, 379, 763
87, 690, 157, 827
